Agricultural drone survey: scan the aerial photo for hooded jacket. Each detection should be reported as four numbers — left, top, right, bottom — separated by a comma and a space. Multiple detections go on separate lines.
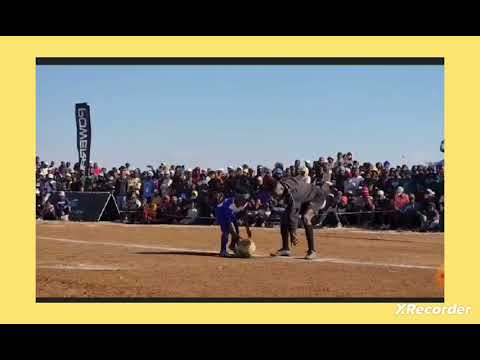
279, 176, 327, 234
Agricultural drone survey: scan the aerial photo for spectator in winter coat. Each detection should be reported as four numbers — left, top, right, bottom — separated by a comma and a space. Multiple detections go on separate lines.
392, 186, 410, 229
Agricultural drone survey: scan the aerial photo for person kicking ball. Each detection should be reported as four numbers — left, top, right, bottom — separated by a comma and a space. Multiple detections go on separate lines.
215, 192, 252, 257
264, 170, 328, 260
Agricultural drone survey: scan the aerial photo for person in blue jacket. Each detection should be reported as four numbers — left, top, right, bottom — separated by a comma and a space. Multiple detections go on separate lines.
215, 192, 252, 257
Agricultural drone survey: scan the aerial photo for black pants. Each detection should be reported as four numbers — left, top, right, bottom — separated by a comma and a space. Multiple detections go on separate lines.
280, 202, 322, 253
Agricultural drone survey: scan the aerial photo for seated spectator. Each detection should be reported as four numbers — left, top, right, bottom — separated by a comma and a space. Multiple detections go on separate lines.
392, 186, 410, 229
402, 193, 422, 229
179, 201, 199, 225
317, 189, 343, 228
374, 190, 391, 229
165, 196, 182, 224
54, 191, 71, 221
144, 201, 158, 224
419, 203, 441, 232
352, 186, 375, 227
341, 190, 357, 226
41, 201, 57, 221
125, 192, 143, 223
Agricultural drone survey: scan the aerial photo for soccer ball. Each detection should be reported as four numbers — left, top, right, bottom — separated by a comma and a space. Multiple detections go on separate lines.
235, 238, 256, 258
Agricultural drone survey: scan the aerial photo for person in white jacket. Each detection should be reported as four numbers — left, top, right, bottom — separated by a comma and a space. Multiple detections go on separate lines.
298, 165, 311, 184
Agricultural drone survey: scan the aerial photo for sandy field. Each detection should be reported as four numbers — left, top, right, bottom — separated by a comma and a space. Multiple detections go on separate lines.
36, 221, 444, 300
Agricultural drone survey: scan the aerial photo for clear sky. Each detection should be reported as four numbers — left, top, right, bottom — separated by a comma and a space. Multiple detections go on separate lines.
36, 65, 444, 170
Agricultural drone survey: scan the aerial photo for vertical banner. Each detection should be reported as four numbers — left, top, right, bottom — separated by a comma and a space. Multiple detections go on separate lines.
75, 103, 92, 173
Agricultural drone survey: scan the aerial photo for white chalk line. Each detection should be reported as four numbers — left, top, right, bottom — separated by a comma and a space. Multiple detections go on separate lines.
37, 235, 439, 271
37, 220, 443, 237
38, 263, 122, 271
274, 256, 437, 269
37, 236, 218, 254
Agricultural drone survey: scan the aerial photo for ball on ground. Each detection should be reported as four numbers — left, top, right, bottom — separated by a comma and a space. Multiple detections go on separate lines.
235, 238, 256, 258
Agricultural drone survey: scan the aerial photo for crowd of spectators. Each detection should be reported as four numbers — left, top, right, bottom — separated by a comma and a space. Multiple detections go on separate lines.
36, 151, 444, 232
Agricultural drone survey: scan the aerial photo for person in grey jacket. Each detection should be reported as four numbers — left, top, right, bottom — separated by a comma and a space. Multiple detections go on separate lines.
264, 175, 328, 260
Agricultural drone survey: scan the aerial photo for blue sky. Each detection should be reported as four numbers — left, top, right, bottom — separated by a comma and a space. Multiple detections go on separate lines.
36, 65, 444, 170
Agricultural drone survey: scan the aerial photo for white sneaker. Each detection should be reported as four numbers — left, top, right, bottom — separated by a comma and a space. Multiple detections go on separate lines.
270, 249, 292, 257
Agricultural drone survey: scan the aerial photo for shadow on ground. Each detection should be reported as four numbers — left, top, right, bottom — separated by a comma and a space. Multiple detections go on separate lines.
135, 250, 220, 257
134, 251, 257, 259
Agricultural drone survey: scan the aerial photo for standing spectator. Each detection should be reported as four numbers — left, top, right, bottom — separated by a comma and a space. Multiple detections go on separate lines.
344, 168, 363, 194
335, 152, 344, 167
298, 165, 311, 184
159, 172, 173, 197
333, 166, 347, 193
70, 173, 84, 192
142, 171, 156, 204
114, 171, 129, 211
41, 173, 56, 204
344, 152, 354, 167
93, 162, 102, 177
84, 175, 94, 192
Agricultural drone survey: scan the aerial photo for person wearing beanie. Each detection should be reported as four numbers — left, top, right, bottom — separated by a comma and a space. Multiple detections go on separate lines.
392, 186, 410, 229
352, 186, 375, 227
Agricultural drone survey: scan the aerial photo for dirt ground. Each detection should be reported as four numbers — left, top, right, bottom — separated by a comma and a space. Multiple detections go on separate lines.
36, 221, 444, 299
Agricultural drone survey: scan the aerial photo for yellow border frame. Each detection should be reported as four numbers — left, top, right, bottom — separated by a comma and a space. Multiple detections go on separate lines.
0, 36, 477, 324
